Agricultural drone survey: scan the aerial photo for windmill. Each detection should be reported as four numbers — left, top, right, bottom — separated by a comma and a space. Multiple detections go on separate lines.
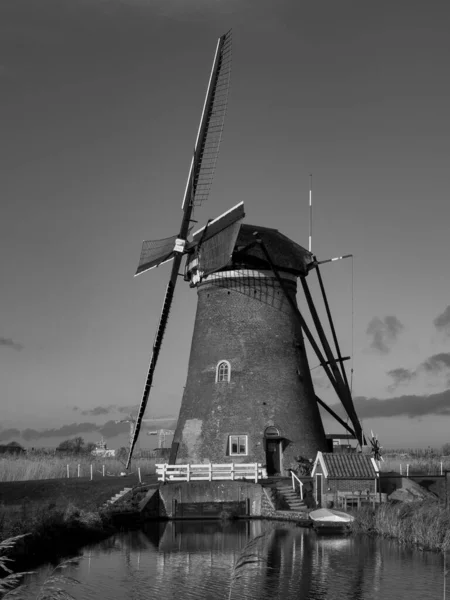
126, 31, 366, 474
147, 429, 175, 448
369, 430, 384, 463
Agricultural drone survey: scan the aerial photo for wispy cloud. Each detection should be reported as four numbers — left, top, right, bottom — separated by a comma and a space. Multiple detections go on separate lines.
117, 405, 139, 415
326, 388, 450, 420
81, 405, 116, 416
387, 367, 417, 391
422, 352, 450, 374
21, 423, 100, 441
366, 316, 404, 354
0, 429, 21, 442
387, 352, 450, 392
433, 306, 450, 337
0, 337, 23, 351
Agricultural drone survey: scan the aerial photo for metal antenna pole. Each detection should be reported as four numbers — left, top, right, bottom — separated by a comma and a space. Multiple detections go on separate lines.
309, 174, 312, 253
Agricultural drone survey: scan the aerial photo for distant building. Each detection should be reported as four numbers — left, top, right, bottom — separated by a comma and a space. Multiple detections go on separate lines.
311, 451, 379, 507
0, 441, 26, 455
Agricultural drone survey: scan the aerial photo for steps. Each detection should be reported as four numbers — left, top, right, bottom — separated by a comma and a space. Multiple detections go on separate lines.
273, 481, 307, 512
102, 487, 133, 508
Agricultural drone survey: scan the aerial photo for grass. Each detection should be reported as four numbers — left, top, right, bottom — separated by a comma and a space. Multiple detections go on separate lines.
380, 454, 450, 475
350, 499, 450, 551
0, 454, 156, 482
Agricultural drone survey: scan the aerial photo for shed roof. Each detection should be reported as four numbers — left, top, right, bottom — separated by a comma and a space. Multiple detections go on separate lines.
312, 451, 378, 478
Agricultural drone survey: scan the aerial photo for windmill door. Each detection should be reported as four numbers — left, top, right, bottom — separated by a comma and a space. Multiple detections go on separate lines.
266, 440, 281, 476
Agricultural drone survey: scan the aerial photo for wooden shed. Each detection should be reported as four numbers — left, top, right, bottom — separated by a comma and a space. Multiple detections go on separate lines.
311, 451, 379, 508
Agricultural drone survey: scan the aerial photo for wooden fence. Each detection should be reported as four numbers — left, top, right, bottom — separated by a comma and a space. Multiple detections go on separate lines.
156, 463, 265, 483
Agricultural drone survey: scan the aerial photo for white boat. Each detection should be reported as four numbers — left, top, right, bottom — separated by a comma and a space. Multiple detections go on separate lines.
309, 508, 355, 532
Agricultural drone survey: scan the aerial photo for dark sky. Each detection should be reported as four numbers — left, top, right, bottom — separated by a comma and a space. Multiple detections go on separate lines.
1, 0, 450, 447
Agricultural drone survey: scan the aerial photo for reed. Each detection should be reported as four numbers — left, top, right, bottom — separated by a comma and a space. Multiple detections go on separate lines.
0, 535, 34, 597
351, 500, 450, 551
379, 455, 450, 475
0, 455, 155, 482
228, 531, 270, 599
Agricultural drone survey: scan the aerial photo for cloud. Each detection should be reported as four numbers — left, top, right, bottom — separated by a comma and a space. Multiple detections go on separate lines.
326, 388, 450, 420
117, 405, 139, 415
387, 367, 417, 391
98, 420, 130, 439
80, 405, 116, 416
0, 428, 21, 442
433, 306, 450, 336
366, 316, 404, 354
0, 337, 23, 351
21, 423, 100, 441
422, 352, 450, 374
72, 406, 79, 412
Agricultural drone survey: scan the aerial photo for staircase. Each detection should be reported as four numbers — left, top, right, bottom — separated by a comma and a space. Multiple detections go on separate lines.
273, 480, 307, 512
102, 487, 133, 509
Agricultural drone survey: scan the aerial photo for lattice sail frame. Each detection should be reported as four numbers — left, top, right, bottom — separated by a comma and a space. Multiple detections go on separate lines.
126, 31, 233, 468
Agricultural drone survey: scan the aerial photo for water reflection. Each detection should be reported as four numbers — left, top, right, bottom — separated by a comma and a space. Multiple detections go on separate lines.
19, 520, 443, 600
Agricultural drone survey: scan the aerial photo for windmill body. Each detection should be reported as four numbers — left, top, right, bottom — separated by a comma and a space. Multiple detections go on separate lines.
126, 30, 366, 471
170, 222, 328, 474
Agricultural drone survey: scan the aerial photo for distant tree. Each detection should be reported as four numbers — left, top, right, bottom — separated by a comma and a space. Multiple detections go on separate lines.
442, 443, 450, 456
56, 437, 86, 454
85, 442, 97, 454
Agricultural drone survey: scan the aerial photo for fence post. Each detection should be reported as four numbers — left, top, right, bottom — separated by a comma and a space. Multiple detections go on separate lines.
254, 463, 258, 483
102, 465, 105, 477
187, 464, 190, 482
209, 463, 212, 482
231, 463, 234, 481
77, 464, 80, 478
406, 464, 409, 476
400, 464, 402, 475
441, 462, 443, 476
138, 467, 142, 484
90, 464, 93, 481
67, 464, 69, 479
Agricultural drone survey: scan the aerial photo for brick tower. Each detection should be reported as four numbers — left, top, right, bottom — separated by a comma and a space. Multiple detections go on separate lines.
170, 224, 328, 475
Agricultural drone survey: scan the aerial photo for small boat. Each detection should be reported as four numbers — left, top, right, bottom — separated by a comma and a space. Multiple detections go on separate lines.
309, 508, 355, 533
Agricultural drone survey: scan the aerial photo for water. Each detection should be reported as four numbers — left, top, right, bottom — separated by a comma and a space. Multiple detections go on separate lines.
18, 520, 446, 599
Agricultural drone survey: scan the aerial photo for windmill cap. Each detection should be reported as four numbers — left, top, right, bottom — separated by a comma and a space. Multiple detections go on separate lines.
233, 224, 314, 276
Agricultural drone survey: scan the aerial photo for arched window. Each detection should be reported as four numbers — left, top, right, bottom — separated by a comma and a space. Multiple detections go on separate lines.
216, 360, 231, 383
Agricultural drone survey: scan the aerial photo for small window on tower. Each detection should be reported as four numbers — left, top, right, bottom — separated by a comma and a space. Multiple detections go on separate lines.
229, 435, 248, 456
216, 360, 231, 383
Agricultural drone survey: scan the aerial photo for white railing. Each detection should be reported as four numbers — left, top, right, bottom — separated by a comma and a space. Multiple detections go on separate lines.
290, 470, 304, 500
156, 463, 265, 483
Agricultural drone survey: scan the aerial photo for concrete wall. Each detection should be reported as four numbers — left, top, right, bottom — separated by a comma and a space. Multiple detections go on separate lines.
172, 271, 327, 473
379, 474, 446, 501
158, 481, 264, 517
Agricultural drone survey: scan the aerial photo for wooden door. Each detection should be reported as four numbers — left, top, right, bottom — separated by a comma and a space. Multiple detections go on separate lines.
316, 473, 323, 506
266, 440, 281, 475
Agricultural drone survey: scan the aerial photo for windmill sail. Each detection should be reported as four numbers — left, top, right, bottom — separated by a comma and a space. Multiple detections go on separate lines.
191, 202, 245, 277
182, 31, 232, 208
135, 235, 178, 276
126, 30, 232, 469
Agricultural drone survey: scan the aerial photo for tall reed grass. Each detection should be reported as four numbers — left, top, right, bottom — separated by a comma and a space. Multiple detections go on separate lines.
351, 500, 450, 551
379, 455, 450, 475
0, 455, 156, 482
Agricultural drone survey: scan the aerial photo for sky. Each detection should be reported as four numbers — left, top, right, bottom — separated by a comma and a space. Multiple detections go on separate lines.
1, 0, 450, 450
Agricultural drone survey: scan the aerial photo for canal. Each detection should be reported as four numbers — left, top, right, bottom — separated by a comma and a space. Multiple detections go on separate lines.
17, 520, 446, 599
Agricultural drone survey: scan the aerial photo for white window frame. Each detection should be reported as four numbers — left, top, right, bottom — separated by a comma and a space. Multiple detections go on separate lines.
229, 435, 248, 456
216, 360, 231, 383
